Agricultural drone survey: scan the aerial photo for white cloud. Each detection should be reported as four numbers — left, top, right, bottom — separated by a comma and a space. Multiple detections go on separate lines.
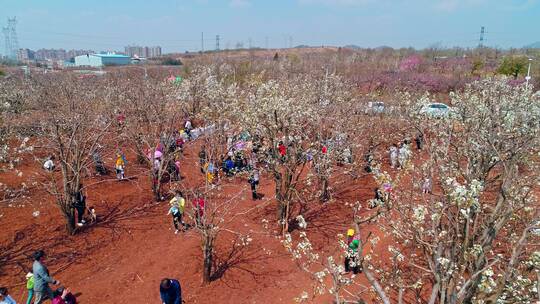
229, 0, 251, 7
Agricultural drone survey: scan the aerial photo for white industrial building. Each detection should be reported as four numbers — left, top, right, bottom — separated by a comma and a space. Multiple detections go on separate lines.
74, 53, 131, 67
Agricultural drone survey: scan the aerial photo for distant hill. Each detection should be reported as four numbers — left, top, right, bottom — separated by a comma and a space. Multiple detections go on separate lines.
524, 41, 540, 49
343, 45, 362, 49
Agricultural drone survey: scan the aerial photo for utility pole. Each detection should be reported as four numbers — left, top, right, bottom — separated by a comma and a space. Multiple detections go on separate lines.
526, 58, 533, 88
478, 26, 485, 48
289, 36, 293, 48
215, 35, 220, 51
201, 32, 204, 53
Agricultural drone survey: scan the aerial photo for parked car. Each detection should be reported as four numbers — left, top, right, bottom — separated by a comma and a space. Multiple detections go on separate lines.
419, 102, 452, 118
365, 101, 385, 115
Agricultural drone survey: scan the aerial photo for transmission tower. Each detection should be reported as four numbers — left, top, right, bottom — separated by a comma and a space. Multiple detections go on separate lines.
8, 18, 18, 58
215, 35, 220, 51
248, 38, 252, 49
478, 26, 485, 48
2, 26, 9, 58
2, 17, 18, 60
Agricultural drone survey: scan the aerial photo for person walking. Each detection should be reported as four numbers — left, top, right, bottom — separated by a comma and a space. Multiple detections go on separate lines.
168, 191, 186, 233
198, 146, 207, 174
415, 133, 424, 151
0, 287, 16, 304
192, 195, 205, 227
389, 145, 398, 168
184, 119, 192, 140
398, 143, 409, 169
32, 250, 60, 304
248, 169, 260, 200
25, 271, 34, 304
73, 184, 86, 227
160, 278, 182, 304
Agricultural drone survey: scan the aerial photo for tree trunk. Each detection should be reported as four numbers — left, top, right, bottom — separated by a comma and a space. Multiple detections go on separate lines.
203, 233, 214, 283
64, 206, 76, 235
320, 177, 330, 202
152, 172, 162, 201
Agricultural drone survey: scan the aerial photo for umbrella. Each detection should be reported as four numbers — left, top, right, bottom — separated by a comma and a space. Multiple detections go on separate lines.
234, 141, 246, 150
148, 150, 163, 159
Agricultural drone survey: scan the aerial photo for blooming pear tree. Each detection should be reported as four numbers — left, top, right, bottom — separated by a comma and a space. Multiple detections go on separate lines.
34, 75, 113, 234
372, 78, 540, 303
282, 78, 540, 304
114, 76, 184, 201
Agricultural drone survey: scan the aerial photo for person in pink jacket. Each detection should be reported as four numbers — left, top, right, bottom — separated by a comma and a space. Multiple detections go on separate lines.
51, 287, 77, 304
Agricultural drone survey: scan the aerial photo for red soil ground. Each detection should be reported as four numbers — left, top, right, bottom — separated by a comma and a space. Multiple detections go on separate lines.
0, 140, 383, 304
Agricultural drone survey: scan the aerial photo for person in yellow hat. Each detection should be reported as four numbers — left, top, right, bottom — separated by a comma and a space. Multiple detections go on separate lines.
345, 229, 361, 274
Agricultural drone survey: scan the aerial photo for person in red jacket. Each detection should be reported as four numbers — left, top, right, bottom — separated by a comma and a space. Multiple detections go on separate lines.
278, 141, 286, 162
192, 195, 205, 227
51, 286, 77, 304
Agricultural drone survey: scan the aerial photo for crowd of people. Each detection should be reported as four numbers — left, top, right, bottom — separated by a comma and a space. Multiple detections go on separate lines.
27, 117, 436, 303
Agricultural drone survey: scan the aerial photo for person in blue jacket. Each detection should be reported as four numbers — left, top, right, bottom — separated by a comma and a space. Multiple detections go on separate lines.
160, 278, 182, 304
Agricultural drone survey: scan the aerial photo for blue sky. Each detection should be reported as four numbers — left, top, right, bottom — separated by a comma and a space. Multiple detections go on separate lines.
1, 0, 539, 53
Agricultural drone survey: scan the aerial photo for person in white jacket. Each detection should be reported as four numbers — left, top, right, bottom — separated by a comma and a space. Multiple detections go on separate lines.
43, 156, 55, 171
398, 143, 411, 169
389, 145, 398, 168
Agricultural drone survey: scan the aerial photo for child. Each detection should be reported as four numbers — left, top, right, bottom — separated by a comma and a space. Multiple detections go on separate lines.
169, 191, 186, 233
422, 177, 432, 194
26, 271, 34, 304
86, 206, 97, 223
115, 154, 125, 180
43, 156, 55, 171
0, 287, 16, 304
206, 162, 215, 184
167, 205, 182, 234
248, 169, 260, 200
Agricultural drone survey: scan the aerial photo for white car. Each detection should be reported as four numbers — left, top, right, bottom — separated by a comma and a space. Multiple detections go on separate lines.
365, 101, 385, 115
419, 102, 452, 118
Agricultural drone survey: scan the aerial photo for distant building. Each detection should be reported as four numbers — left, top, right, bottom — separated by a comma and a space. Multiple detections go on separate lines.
17, 48, 35, 61
124, 45, 162, 58
35, 49, 67, 61
74, 53, 131, 67
66, 49, 94, 59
